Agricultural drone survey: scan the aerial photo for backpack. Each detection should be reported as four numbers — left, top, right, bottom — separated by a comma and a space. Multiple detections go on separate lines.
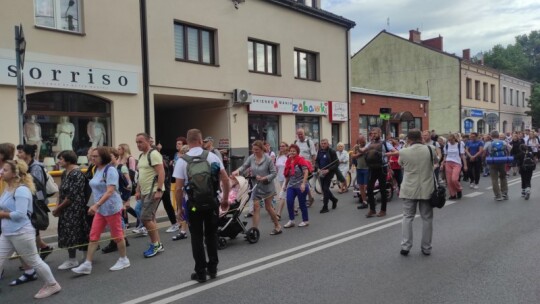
522, 150, 536, 172
445, 142, 462, 155
126, 156, 138, 196
30, 162, 58, 198
116, 164, 132, 201
13, 186, 49, 231
365, 141, 388, 169
294, 139, 312, 149
83, 164, 96, 203
139, 149, 171, 190
490, 140, 507, 157
181, 150, 219, 211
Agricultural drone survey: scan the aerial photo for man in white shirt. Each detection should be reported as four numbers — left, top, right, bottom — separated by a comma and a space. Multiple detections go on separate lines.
295, 128, 317, 205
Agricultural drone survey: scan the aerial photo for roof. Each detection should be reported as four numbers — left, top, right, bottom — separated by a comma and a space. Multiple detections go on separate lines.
263, 0, 356, 29
351, 87, 430, 101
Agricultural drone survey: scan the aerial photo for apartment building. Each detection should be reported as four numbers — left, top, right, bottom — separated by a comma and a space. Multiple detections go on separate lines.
499, 74, 531, 133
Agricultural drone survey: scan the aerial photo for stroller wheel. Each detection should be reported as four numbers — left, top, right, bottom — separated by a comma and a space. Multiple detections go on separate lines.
246, 227, 260, 244
217, 237, 227, 250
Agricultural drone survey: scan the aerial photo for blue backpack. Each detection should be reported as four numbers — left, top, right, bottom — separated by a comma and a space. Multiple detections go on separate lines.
490, 140, 507, 157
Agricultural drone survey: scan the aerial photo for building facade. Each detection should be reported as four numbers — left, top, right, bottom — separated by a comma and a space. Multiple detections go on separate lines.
350, 87, 429, 143
351, 30, 460, 134
460, 50, 500, 134
499, 73, 531, 133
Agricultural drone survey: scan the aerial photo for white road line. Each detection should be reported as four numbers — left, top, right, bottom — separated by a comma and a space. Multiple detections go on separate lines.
486, 171, 540, 190
123, 201, 457, 304
464, 192, 484, 198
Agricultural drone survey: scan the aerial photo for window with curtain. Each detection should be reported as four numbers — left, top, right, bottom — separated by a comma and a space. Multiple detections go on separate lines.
34, 0, 82, 33
174, 22, 215, 65
248, 39, 278, 74
294, 49, 318, 81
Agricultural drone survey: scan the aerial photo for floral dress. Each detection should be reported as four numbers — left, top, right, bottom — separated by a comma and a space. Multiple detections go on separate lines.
57, 168, 89, 248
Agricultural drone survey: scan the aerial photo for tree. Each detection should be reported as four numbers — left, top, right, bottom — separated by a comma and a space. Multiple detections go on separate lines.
527, 84, 540, 127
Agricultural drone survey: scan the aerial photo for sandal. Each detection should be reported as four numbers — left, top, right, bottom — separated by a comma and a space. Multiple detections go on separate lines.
270, 228, 282, 235
10, 271, 38, 286
276, 214, 281, 221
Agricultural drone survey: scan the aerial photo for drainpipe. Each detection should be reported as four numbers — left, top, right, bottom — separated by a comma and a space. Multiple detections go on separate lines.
140, 0, 150, 134
458, 59, 462, 134
346, 29, 351, 149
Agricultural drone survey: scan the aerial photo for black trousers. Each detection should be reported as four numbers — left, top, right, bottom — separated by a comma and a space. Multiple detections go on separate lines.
188, 205, 219, 276
320, 173, 337, 209
367, 166, 388, 212
468, 159, 482, 185
521, 169, 533, 189
160, 189, 177, 225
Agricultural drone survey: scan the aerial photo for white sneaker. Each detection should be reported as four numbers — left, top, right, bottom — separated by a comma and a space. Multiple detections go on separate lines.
34, 282, 61, 299
284, 220, 295, 228
110, 257, 130, 271
132, 226, 148, 236
469, 183, 474, 188
58, 259, 79, 270
298, 221, 309, 227
71, 261, 92, 275
473, 184, 479, 189
166, 223, 180, 233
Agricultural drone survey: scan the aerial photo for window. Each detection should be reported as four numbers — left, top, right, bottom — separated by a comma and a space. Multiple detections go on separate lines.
359, 115, 382, 138
248, 115, 279, 151
248, 40, 278, 75
510, 89, 513, 105
490, 85, 495, 103
523, 92, 526, 107
296, 0, 318, 7
174, 22, 215, 65
294, 49, 318, 81
477, 119, 485, 134
475, 80, 481, 100
503, 87, 507, 104
34, 0, 82, 33
516, 90, 520, 107
466, 78, 472, 99
483, 82, 488, 101
503, 121, 507, 133
296, 116, 320, 146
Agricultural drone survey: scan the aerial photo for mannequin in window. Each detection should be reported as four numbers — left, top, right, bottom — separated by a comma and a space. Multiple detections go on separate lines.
24, 115, 43, 160
87, 117, 106, 148
55, 116, 75, 151
265, 123, 278, 152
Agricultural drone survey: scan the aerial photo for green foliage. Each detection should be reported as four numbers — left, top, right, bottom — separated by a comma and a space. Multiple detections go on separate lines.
484, 44, 529, 79
527, 84, 540, 127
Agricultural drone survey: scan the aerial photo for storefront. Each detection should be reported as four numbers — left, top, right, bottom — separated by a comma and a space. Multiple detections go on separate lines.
461, 107, 499, 134
329, 101, 348, 147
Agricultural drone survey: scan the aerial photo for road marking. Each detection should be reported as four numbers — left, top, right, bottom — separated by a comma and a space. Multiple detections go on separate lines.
486, 171, 540, 190
123, 201, 457, 304
464, 192, 484, 198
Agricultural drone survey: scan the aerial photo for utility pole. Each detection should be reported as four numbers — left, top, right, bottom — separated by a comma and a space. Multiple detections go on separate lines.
15, 24, 26, 144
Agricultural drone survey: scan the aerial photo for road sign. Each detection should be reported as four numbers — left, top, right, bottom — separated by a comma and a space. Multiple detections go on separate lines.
380, 113, 391, 120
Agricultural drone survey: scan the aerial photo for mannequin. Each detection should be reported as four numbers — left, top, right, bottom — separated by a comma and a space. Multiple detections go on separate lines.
24, 115, 42, 159
55, 116, 75, 151
87, 117, 106, 148
265, 123, 278, 152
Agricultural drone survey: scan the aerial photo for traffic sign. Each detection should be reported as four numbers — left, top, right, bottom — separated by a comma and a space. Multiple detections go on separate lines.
380, 113, 391, 120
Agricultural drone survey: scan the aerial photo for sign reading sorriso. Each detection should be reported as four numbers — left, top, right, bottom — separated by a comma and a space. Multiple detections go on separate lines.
0, 58, 138, 94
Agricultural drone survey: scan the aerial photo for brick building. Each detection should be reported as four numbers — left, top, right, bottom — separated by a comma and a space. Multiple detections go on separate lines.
351, 87, 429, 143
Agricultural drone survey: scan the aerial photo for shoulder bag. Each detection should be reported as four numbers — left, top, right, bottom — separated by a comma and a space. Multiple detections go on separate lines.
428, 146, 446, 209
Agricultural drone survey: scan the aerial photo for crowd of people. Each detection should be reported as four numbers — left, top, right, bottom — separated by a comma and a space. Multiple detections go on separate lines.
0, 126, 537, 299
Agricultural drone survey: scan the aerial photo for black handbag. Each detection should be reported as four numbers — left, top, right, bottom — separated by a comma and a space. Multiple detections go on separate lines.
428, 146, 446, 208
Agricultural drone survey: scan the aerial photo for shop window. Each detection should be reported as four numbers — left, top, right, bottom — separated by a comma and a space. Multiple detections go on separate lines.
359, 115, 382, 138
400, 119, 419, 135
248, 114, 279, 153
331, 123, 340, 147
296, 116, 320, 147
26, 91, 111, 161
477, 119, 485, 134
34, 0, 83, 33
464, 119, 474, 134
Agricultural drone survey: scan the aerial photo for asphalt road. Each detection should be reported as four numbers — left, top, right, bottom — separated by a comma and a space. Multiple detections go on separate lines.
2, 170, 540, 304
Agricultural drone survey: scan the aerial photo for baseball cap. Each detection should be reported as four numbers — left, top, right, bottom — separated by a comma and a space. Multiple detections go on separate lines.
203, 136, 214, 142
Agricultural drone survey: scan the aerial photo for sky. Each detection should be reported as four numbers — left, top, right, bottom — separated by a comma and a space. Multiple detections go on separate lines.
322, 0, 540, 57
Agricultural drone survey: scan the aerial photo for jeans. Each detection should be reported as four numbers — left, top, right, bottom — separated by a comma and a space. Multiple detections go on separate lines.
188, 206, 219, 276
489, 164, 508, 197
401, 199, 433, 252
0, 233, 57, 284
367, 167, 388, 212
286, 186, 309, 222
521, 169, 533, 189
320, 173, 337, 209
467, 159, 482, 185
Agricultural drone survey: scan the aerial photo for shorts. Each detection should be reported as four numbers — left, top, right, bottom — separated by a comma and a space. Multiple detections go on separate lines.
90, 211, 124, 242
356, 169, 369, 185
140, 192, 160, 221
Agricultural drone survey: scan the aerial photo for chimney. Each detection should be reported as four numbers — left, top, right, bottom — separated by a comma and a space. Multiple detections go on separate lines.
421, 35, 443, 51
463, 49, 470, 61
409, 29, 421, 43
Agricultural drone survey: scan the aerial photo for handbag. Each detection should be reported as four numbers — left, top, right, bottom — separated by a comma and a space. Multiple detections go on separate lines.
428, 146, 446, 208
13, 186, 50, 230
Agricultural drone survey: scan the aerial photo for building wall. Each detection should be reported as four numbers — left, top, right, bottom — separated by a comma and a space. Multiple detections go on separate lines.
351, 32, 460, 133
500, 74, 531, 132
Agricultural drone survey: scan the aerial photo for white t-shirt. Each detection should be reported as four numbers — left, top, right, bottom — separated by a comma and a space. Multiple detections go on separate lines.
173, 147, 224, 181
443, 142, 465, 164
295, 138, 316, 161
275, 154, 287, 183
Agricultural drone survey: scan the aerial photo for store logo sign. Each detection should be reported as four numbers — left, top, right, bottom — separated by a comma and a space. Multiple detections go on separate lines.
0, 58, 138, 94
330, 102, 347, 122
250, 95, 293, 113
292, 99, 328, 116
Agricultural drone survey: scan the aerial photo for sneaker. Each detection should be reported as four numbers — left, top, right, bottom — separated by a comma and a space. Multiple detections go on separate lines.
58, 259, 79, 270
357, 203, 368, 209
39, 246, 53, 261
457, 191, 462, 199
72, 261, 92, 275
132, 226, 148, 236
473, 184, 479, 189
166, 223, 180, 233
110, 257, 130, 271
284, 221, 295, 228
298, 221, 309, 227
469, 183, 474, 188
172, 232, 188, 241
101, 240, 118, 254
502, 193, 509, 200
522, 190, 526, 197
34, 283, 61, 299
143, 243, 164, 258
494, 196, 504, 201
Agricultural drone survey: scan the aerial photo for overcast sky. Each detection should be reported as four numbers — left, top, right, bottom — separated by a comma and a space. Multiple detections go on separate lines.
322, 0, 540, 57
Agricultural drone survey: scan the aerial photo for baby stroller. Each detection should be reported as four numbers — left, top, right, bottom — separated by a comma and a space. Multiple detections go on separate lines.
217, 176, 260, 249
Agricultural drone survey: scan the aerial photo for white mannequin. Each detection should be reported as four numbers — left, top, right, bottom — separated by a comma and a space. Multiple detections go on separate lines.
24, 115, 42, 160
55, 116, 75, 151
87, 117, 106, 148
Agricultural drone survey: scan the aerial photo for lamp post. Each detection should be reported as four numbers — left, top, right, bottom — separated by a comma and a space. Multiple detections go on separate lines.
15, 24, 26, 145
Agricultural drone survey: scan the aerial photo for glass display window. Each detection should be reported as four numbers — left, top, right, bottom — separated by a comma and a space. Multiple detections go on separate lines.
296, 116, 320, 147
248, 114, 279, 153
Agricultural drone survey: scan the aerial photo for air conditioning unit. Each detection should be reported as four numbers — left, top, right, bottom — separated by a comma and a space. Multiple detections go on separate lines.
233, 89, 252, 104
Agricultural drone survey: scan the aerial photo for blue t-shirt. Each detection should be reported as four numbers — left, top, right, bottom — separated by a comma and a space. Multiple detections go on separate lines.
466, 140, 484, 156
89, 165, 123, 216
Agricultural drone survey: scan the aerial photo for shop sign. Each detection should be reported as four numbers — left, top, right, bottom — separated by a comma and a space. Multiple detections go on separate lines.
329, 102, 348, 122
292, 99, 328, 116
470, 109, 484, 117
218, 138, 230, 149
485, 113, 499, 125
250, 95, 293, 113
0, 58, 138, 94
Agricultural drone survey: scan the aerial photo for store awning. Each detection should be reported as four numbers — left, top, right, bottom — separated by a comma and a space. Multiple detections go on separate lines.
391, 111, 414, 121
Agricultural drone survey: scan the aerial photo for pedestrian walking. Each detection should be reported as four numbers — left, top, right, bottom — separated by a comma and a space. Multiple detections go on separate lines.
515, 144, 535, 200
465, 132, 484, 189
485, 130, 509, 201
315, 139, 339, 213
351, 135, 368, 209
442, 134, 467, 200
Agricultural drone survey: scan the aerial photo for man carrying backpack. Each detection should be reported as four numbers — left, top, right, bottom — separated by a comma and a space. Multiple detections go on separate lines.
516, 144, 535, 200
484, 130, 509, 201
173, 129, 230, 283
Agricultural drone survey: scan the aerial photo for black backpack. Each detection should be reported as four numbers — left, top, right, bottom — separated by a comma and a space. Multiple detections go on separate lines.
126, 156, 138, 196
116, 164, 132, 201
182, 150, 219, 211
365, 141, 388, 169
522, 151, 536, 172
